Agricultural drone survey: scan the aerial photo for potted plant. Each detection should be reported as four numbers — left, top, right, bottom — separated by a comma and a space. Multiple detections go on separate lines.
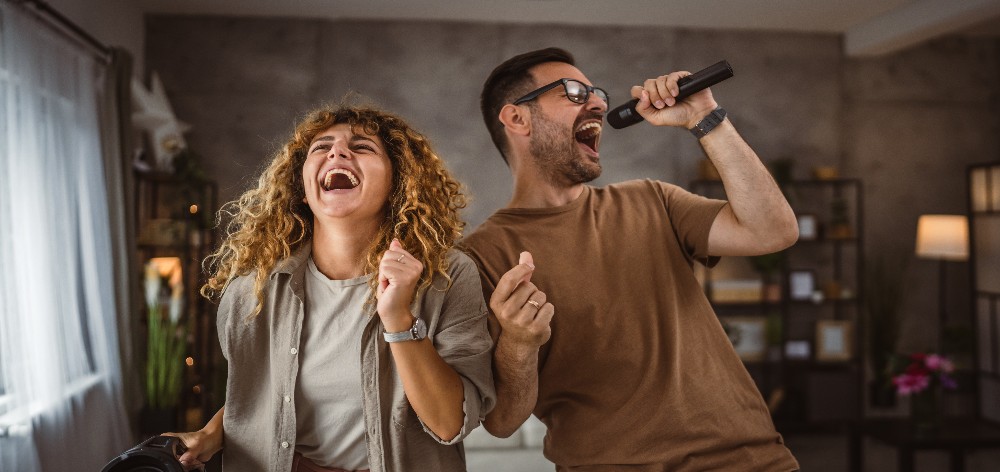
749, 251, 785, 302
864, 254, 906, 408
140, 259, 187, 434
891, 352, 958, 432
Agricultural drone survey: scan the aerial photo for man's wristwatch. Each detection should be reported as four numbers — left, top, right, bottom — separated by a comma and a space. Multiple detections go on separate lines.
383, 316, 427, 343
689, 107, 727, 139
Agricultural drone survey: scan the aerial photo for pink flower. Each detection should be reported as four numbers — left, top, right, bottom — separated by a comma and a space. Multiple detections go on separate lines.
892, 352, 959, 395
893, 372, 930, 395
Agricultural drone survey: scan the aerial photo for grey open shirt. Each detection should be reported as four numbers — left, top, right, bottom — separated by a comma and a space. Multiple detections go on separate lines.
217, 244, 496, 471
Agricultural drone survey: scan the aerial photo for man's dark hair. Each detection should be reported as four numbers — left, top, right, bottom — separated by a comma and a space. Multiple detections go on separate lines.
480, 47, 575, 164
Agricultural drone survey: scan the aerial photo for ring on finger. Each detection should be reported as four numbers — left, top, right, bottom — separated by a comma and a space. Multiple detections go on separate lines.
396, 254, 405, 263
526, 299, 540, 309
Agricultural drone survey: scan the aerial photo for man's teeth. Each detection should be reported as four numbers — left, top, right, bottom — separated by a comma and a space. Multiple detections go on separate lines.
575, 122, 602, 139
322, 169, 359, 190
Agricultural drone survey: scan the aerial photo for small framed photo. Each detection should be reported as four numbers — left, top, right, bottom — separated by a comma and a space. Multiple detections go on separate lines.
797, 214, 818, 241
138, 218, 187, 246
784, 340, 811, 360
789, 270, 816, 301
722, 316, 767, 362
816, 320, 853, 361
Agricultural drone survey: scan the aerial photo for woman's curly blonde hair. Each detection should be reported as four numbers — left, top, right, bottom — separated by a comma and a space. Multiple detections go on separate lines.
201, 105, 467, 317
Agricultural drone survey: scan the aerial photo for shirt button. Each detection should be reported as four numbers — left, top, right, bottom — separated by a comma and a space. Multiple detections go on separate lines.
290, 347, 298, 355
284, 395, 291, 403
280, 441, 289, 448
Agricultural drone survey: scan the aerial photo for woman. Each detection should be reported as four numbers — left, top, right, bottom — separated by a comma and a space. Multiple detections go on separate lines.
168, 105, 495, 472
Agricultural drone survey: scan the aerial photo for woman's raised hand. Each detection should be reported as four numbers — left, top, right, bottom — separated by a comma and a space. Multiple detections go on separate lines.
377, 238, 423, 329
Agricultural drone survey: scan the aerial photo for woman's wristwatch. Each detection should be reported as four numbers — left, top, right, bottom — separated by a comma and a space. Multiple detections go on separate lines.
383, 316, 427, 343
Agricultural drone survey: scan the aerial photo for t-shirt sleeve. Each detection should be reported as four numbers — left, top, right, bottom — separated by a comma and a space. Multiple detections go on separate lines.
656, 181, 728, 266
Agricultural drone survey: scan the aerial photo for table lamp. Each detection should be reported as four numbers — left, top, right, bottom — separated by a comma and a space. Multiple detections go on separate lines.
915, 214, 969, 348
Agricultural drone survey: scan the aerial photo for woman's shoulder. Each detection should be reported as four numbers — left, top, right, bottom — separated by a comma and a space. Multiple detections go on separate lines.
422, 248, 479, 292
444, 247, 482, 279
445, 247, 475, 267
216, 272, 261, 315
221, 273, 257, 298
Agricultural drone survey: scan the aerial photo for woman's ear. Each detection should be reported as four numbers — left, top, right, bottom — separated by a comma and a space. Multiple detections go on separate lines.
498, 104, 530, 137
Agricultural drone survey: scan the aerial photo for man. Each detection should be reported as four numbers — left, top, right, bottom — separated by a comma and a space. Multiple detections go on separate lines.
462, 47, 800, 471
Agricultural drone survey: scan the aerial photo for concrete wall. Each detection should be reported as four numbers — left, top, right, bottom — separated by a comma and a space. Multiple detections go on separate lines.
47, 0, 145, 73
843, 37, 999, 350
145, 15, 998, 363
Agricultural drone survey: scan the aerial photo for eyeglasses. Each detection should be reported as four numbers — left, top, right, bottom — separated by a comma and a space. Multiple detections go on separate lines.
512, 78, 609, 106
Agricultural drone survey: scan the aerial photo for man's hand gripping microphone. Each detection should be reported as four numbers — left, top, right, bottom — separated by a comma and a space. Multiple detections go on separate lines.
606, 60, 734, 129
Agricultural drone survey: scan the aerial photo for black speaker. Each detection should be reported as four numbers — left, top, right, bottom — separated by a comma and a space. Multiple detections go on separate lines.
101, 435, 187, 472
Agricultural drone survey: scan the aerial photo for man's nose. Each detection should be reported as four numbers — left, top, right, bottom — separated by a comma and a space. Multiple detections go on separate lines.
587, 93, 608, 114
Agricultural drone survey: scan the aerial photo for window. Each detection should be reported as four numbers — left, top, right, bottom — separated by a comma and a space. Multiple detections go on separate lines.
0, 0, 111, 427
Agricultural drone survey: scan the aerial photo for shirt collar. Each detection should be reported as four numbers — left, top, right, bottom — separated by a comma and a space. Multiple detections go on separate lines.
270, 241, 312, 277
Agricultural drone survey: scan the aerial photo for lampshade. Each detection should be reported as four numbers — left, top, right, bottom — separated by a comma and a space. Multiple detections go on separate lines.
915, 214, 969, 261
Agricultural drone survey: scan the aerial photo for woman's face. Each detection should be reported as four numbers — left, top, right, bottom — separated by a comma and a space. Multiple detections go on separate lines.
302, 123, 393, 225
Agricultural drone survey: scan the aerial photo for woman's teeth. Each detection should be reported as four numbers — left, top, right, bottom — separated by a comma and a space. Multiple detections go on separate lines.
322, 169, 359, 191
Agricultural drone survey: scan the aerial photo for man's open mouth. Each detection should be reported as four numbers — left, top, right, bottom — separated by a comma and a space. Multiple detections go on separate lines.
321, 168, 359, 191
575, 121, 602, 153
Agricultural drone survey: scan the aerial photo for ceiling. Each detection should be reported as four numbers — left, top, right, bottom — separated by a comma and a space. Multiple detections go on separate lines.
137, 0, 1000, 57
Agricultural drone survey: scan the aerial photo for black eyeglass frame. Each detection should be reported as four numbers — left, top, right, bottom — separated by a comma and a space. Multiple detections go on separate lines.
512, 78, 609, 106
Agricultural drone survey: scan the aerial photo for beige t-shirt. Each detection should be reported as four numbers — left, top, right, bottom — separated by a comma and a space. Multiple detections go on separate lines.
295, 258, 368, 469
463, 180, 798, 471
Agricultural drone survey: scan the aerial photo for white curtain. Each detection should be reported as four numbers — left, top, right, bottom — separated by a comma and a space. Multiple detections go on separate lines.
0, 2, 131, 471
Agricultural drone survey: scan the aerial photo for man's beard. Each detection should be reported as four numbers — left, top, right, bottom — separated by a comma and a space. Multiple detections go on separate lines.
528, 108, 601, 185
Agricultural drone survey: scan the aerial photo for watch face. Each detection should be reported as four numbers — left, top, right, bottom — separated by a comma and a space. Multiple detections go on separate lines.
413, 317, 428, 339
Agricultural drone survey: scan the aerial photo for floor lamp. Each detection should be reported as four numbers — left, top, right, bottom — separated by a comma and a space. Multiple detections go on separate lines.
915, 214, 969, 351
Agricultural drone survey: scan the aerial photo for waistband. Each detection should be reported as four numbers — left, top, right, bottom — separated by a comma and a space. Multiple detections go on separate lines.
291, 452, 369, 472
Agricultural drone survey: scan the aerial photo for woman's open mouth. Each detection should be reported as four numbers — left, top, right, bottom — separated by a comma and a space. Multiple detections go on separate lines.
321, 168, 359, 191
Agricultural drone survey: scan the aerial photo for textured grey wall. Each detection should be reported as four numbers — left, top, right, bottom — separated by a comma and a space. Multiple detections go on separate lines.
146, 17, 850, 229
146, 16, 999, 351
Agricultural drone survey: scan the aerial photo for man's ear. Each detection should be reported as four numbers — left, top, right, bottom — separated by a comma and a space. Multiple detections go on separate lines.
499, 104, 530, 137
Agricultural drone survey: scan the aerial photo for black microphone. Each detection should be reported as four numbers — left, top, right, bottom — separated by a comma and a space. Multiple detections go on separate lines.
606, 60, 734, 129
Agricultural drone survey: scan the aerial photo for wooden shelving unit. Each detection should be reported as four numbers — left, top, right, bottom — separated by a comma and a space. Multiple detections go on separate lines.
690, 178, 864, 432
135, 169, 220, 432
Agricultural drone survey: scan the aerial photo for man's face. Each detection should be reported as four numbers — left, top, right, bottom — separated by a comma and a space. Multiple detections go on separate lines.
523, 62, 607, 185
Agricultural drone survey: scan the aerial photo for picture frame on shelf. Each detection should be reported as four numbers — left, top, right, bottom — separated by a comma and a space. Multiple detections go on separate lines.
722, 316, 767, 362
789, 270, 815, 301
797, 214, 818, 241
785, 340, 811, 360
816, 320, 853, 361
138, 218, 187, 247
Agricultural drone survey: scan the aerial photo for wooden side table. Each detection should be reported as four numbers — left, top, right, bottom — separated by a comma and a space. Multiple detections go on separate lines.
851, 418, 1000, 472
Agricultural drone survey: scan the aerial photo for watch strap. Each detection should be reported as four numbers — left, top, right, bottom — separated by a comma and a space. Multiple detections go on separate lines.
383, 317, 426, 343
689, 107, 727, 139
